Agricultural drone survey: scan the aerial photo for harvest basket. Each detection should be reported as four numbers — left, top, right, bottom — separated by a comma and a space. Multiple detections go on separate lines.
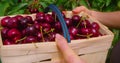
0, 10, 114, 63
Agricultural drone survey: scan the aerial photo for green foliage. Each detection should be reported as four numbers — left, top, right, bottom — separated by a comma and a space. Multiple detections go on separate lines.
0, 1, 9, 16
0, 58, 1, 63
0, 0, 119, 16
7, 3, 28, 15
0, 0, 119, 63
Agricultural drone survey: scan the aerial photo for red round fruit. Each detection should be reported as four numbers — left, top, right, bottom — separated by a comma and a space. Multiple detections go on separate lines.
45, 14, 54, 23
19, 17, 29, 28
1, 27, 9, 39
48, 32, 56, 41
25, 25, 37, 36
91, 22, 100, 30
72, 15, 81, 23
33, 23, 42, 30
55, 21, 61, 30
80, 20, 91, 28
25, 36, 37, 43
36, 32, 43, 42
7, 17, 18, 28
64, 18, 72, 27
91, 28, 101, 37
42, 23, 51, 32
36, 12, 45, 22
1, 16, 11, 27
15, 15, 24, 21
7, 28, 21, 38
69, 27, 79, 36
25, 16, 34, 24
80, 28, 91, 35
3, 39, 15, 45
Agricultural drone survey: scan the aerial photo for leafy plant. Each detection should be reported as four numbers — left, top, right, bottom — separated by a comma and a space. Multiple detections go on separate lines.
0, 0, 119, 63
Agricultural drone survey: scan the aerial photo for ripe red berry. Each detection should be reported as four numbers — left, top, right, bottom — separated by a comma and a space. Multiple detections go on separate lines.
7, 17, 18, 28
24, 36, 37, 43
69, 27, 79, 36
1, 16, 11, 27
3, 39, 15, 45
7, 28, 21, 39
72, 15, 81, 23
91, 22, 100, 30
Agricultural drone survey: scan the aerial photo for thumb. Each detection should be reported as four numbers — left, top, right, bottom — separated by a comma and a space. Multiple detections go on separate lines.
55, 34, 85, 63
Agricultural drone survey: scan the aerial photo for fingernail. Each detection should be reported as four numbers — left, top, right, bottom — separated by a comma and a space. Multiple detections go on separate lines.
55, 34, 61, 42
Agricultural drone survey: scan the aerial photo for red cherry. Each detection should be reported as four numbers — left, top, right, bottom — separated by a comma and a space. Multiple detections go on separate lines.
70, 34, 75, 40
36, 32, 42, 42
3, 39, 15, 45
91, 28, 101, 37
25, 36, 37, 43
1, 16, 11, 27
64, 18, 73, 27
69, 27, 79, 36
36, 12, 45, 22
45, 14, 54, 23
55, 21, 61, 30
48, 32, 56, 41
80, 20, 91, 28
7, 17, 18, 28
19, 17, 29, 29
25, 16, 34, 24
42, 23, 51, 32
33, 23, 42, 30
1, 27, 9, 39
7, 28, 21, 39
80, 28, 91, 35
91, 22, 100, 30
72, 15, 81, 23
15, 15, 24, 21
25, 25, 37, 36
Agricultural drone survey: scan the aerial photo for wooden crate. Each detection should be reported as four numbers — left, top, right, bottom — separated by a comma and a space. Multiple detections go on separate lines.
0, 11, 114, 63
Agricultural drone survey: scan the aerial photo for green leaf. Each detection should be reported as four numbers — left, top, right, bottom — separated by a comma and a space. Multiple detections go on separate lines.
0, 58, 1, 63
112, 29, 120, 46
79, 0, 89, 8
0, 2, 9, 16
117, 0, 120, 8
106, 0, 111, 6
40, 2, 48, 8
72, 2, 77, 9
9, 10, 25, 15
103, 4, 116, 12
7, 3, 28, 15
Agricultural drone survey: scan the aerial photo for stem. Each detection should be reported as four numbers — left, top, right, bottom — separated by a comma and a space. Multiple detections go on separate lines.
86, 34, 93, 39
40, 27, 45, 42
32, 42, 38, 48
16, 36, 27, 43
77, 34, 86, 37
0, 26, 3, 30
76, 20, 81, 28
44, 28, 55, 34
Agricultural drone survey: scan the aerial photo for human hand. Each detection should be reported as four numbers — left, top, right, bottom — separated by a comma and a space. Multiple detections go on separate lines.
72, 6, 92, 16
55, 34, 86, 63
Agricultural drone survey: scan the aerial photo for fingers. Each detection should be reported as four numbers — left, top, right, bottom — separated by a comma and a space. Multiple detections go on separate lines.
55, 34, 73, 56
72, 6, 91, 16
55, 34, 85, 63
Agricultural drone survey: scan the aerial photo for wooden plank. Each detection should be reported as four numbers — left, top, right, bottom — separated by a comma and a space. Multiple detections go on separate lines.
1, 54, 51, 63
80, 51, 108, 63
1, 35, 113, 57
